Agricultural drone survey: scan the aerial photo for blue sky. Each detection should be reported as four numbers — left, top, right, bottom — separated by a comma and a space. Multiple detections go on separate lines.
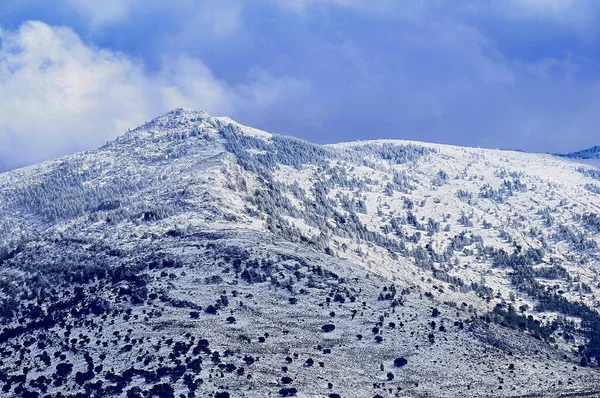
0, 0, 599, 170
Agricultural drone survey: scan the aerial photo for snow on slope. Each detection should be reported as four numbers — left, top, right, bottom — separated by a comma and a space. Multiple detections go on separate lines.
270, 136, 600, 317
2, 109, 600, 396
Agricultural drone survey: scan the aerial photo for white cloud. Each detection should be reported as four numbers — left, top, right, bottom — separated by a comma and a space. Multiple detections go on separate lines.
198, 0, 243, 38
0, 21, 150, 169
67, 0, 243, 37
273, 0, 396, 15
511, 0, 580, 16
0, 21, 308, 170
463, 0, 598, 32
66, 0, 387, 23
66, 0, 132, 26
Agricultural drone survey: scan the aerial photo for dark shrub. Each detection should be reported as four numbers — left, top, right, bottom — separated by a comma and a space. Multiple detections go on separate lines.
279, 388, 297, 397
56, 362, 73, 377
205, 305, 218, 315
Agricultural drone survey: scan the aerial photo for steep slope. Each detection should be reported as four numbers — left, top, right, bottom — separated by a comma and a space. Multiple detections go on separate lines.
1, 109, 600, 397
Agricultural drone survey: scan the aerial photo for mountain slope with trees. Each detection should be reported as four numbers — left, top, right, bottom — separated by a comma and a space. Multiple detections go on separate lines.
1, 109, 600, 397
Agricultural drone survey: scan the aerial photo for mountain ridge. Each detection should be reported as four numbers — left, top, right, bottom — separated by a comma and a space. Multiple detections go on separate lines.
557, 146, 600, 160
4, 108, 595, 176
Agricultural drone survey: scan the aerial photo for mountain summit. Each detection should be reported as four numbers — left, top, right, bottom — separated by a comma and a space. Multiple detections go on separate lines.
2, 110, 600, 396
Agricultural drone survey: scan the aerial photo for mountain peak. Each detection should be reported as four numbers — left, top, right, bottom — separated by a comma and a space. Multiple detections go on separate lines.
159, 107, 210, 119
117, 108, 272, 143
140, 108, 212, 130
115, 108, 218, 143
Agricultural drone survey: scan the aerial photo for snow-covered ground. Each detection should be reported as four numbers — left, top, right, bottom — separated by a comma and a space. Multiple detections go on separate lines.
1, 109, 600, 396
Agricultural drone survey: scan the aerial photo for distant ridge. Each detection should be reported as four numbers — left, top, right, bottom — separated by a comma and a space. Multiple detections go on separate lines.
556, 145, 600, 159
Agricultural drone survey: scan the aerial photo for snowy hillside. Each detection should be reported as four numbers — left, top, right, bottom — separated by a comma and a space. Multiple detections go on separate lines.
2, 109, 600, 397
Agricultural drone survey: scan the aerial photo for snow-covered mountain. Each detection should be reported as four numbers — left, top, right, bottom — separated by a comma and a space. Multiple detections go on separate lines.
2, 108, 600, 397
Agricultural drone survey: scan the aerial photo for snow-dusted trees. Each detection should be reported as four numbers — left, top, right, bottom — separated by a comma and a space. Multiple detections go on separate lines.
577, 166, 600, 180
432, 170, 448, 186
478, 178, 527, 204
349, 143, 434, 164
552, 224, 597, 251
585, 184, 600, 194
580, 212, 600, 232
16, 160, 157, 222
